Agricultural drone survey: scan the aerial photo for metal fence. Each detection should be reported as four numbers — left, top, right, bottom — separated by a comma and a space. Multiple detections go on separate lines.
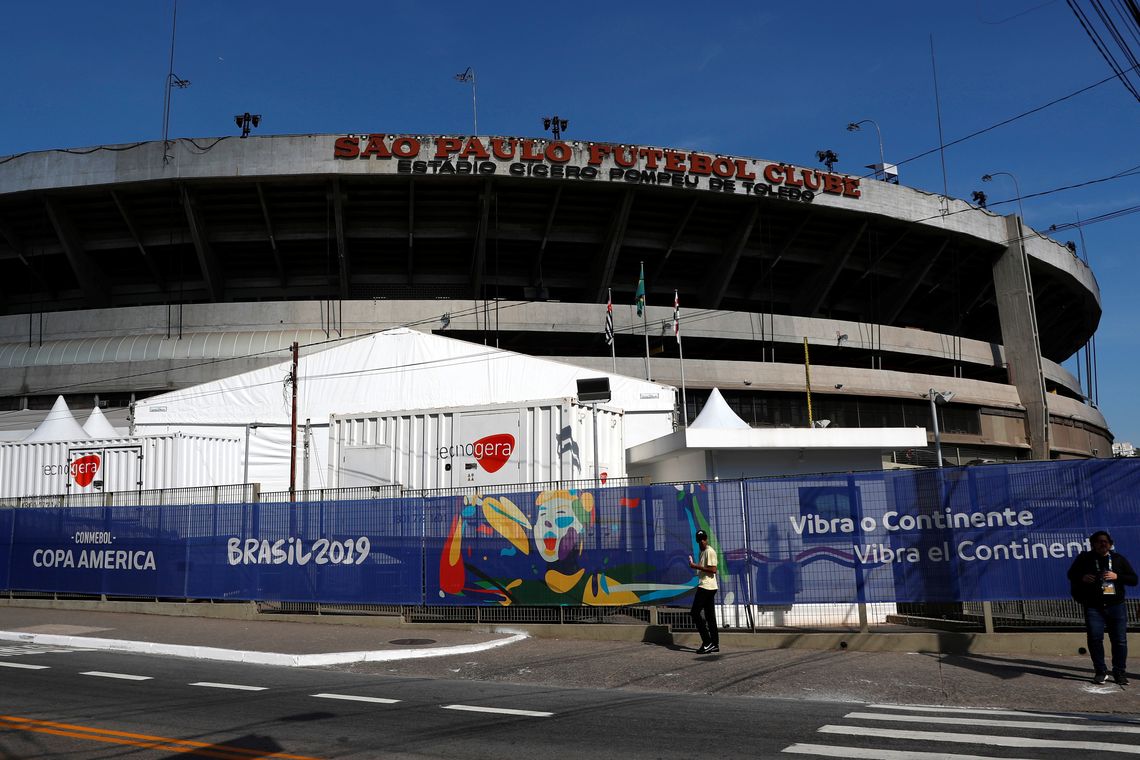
9, 477, 651, 509
4, 461, 1139, 632
0, 483, 257, 509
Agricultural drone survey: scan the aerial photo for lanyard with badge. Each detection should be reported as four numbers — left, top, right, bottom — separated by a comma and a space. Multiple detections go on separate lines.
1101, 554, 1116, 595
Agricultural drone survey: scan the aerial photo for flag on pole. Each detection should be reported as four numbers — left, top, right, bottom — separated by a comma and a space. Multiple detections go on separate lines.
635, 262, 645, 317
604, 291, 614, 345
673, 290, 681, 344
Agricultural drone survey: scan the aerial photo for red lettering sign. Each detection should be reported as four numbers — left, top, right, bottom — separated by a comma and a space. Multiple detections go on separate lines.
70, 454, 101, 487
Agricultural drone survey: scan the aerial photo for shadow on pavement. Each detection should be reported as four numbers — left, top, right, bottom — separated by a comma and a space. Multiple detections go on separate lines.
936, 652, 1092, 681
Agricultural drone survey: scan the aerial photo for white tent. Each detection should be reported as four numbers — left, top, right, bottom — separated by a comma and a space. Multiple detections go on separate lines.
82, 406, 121, 438
688, 387, 750, 430
22, 396, 90, 442
133, 328, 676, 491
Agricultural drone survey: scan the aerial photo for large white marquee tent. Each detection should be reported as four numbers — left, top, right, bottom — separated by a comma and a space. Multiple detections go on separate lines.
132, 328, 676, 491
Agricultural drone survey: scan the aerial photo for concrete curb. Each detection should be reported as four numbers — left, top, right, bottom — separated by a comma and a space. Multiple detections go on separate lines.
0, 629, 529, 667
0, 599, 1093, 656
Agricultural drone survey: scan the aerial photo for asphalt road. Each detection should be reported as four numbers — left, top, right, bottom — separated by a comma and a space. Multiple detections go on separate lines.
3, 643, 1140, 759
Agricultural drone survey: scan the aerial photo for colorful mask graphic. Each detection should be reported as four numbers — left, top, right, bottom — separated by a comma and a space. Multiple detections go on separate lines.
438, 486, 706, 606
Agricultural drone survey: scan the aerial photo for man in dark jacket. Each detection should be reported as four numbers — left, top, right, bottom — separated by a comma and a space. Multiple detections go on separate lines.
1067, 530, 1138, 685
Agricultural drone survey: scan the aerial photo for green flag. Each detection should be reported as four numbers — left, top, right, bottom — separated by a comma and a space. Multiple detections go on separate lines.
635, 262, 645, 317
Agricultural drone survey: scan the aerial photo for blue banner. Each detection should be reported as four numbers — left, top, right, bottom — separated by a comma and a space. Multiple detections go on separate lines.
3, 460, 1139, 605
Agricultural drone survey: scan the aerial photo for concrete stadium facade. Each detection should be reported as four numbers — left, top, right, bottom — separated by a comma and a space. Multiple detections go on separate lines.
0, 133, 1110, 462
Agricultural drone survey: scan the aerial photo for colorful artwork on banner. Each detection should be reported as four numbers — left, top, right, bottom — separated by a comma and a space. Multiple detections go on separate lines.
436, 486, 712, 606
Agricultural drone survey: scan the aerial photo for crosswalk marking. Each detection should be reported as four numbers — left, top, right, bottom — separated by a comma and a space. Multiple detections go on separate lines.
869, 703, 1140, 723
442, 704, 553, 718
817, 724, 1140, 754
846, 710, 1140, 734
311, 693, 401, 705
783, 743, 1039, 759
80, 671, 152, 681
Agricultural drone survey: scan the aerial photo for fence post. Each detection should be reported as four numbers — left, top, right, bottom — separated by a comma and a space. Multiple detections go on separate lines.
858, 603, 869, 633
982, 601, 995, 633
738, 478, 755, 633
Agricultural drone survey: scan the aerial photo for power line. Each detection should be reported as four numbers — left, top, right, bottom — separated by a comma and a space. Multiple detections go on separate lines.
1067, 0, 1140, 101
881, 62, 1140, 178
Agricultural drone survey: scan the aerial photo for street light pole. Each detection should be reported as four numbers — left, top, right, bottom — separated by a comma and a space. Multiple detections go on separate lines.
847, 119, 885, 180
928, 389, 954, 467
982, 171, 1025, 222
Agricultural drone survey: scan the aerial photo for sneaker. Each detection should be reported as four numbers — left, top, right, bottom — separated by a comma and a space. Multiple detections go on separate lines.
696, 643, 711, 653
706, 644, 720, 653
1114, 672, 1129, 686
1093, 671, 1108, 684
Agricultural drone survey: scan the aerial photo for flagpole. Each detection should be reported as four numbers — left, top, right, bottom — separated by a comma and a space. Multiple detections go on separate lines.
637, 261, 650, 380
608, 288, 616, 373
643, 307, 650, 380
675, 289, 687, 426
470, 68, 478, 134
455, 67, 478, 134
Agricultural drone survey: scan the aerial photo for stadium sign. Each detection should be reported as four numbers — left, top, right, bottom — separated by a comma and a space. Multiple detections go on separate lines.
333, 134, 861, 204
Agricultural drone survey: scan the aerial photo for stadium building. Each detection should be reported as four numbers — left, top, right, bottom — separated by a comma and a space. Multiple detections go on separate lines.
0, 133, 1109, 463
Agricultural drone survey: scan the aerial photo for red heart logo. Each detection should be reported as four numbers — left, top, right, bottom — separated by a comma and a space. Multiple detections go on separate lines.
70, 454, 101, 487
473, 434, 514, 473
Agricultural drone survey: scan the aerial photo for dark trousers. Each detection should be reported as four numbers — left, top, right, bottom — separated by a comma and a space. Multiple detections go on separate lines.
691, 587, 719, 646
1085, 603, 1129, 675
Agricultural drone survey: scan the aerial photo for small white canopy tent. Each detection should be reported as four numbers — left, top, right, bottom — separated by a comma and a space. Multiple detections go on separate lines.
82, 406, 121, 438
22, 396, 90, 442
628, 387, 927, 482
688, 387, 750, 430
133, 328, 676, 491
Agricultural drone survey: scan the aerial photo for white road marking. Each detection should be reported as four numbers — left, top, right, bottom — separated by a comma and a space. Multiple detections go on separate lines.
79, 671, 153, 681
0, 629, 527, 667
784, 743, 1037, 759
818, 724, 1140, 753
0, 644, 87, 657
442, 704, 553, 718
311, 693, 401, 705
0, 662, 48, 670
188, 681, 266, 691
846, 710, 1140, 734
869, 703, 1140, 723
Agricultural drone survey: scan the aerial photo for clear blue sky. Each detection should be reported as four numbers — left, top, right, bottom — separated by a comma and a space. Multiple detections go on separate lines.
2, 1, 1137, 444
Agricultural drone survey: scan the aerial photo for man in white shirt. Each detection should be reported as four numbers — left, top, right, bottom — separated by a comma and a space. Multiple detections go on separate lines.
688, 529, 719, 653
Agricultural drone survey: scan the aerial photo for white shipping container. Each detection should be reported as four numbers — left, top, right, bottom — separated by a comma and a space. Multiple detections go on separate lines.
0, 433, 242, 499
328, 399, 624, 490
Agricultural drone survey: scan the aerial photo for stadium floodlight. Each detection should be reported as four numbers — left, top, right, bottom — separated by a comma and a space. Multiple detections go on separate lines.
816, 149, 838, 172
236, 113, 262, 138
543, 116, 569, 140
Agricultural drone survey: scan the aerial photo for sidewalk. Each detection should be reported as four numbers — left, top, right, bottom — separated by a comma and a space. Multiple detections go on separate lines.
2, 601, 1137, 716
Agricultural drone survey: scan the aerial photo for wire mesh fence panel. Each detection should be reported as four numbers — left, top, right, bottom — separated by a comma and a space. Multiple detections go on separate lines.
3, 460, 1140, 629
260, 486, 404, 503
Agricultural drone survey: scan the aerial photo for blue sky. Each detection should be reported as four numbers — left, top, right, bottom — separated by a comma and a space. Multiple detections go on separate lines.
2, 1, 1137, 444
